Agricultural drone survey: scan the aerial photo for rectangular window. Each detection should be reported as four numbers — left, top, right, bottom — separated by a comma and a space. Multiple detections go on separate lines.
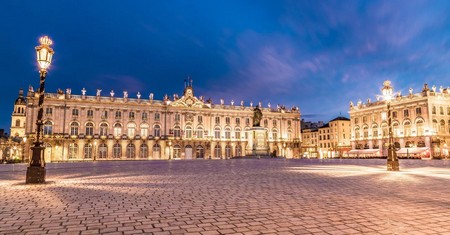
102, 110, 108, 119
236, 118, 240, 125
155, 113, 160, 121
115, 111, 121, 119
226, 117, 230, 124
87, 110, 94, 118
392, 111, 397, 118
403, 109, 409, 117
45, 107, 52, 115
129, 112, 135, 119
72, 109, 79, 116
142, 112, 147, 120
175, 114, 180, 122
215, 117, 220, 124
198, 115, 203, 123
354, 118, 358, 124
246, 118, 250, 126
362, 116, 367, 123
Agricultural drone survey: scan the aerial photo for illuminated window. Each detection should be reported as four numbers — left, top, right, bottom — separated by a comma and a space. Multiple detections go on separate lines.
84, 143, 93, 159
113, 123, 122, 136
140, 123, 148, 137
127, 123, 136, 137
196, 127, 203, 138
235, 128, 241, 139
225, 128, 231, 139
99, 123, 108, 136
87, 110, 94, 118
140, 144, 148, 158
185, 126, 192, 138
70, 122, 79, 135
154, 125, 161, 137
85, 122, 94, 136
99, 143, 107, 158
126, 143, 135, 158
68, 143, 78, 159
43, 121, 53, 135
214, 127, 221, 139
113, 143, 121, 158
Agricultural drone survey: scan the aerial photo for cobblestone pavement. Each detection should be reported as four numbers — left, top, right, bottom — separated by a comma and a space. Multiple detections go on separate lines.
1, 159, 450, 235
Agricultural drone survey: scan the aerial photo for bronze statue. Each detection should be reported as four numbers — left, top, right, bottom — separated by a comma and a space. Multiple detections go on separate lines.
253, 106, 263, 127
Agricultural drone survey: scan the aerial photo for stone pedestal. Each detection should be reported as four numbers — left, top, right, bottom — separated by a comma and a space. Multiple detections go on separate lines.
26, 166, 46, 183
246, 127, 269, 156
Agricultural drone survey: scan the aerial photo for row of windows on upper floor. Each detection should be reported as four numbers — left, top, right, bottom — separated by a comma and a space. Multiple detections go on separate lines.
42, 121, 290, 140
43, 107, 292, 126
354, 107, 423, 124
353, 119, 450, 138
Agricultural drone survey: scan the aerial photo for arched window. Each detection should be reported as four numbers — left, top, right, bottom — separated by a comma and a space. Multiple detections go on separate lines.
140, 144, 148, 158
440, 119, 445, 133
235, 128, 241, 140
85, 122, 94, 136
140, 123, 149, 137
126, 143, 135, 158
393, 123, 399, 136
99, 143, 107, 158
68, 143, 78, 159
416, 119, 424, 136
272, 129, 278, 140
113, 143, 121, 158
196, 145, 204, 158
70, 122, 79, 135
185, 126, 192, 138
154, 125, 161, 137
84, 143, 93, 159
355, 127, 360, 139
225, 145, 231, 158
244, 127, 249, 139
196, 127, 203, 139
43, 121, 53, 135
372, 125, 378, 138
114, 123, 122, 136
214, 145, 221, 158
432, 119, 438, 134
404, 121, 411, 136
99, 123, 108, 136
225, 128, 231, 139
214, 127, 221, 139
173, 145, 181, 158
173, 126, 181, 137
15, 119, 20, 127
363, 126, 369, 138
127, 123, 136, 137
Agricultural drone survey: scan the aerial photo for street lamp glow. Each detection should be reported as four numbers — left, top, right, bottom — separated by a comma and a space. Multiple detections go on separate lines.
381, 80, 399, 171
26, 35, 55, 184
35, 36, 54, 71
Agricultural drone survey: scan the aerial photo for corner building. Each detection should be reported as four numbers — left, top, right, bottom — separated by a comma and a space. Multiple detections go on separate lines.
12, 85, 301, 162
349, 82, 450, 158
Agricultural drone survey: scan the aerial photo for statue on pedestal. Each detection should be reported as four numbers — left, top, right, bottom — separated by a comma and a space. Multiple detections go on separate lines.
253, 106, 263, 127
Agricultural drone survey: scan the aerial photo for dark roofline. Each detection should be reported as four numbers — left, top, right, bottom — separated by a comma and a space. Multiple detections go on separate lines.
329, 116, 350, 122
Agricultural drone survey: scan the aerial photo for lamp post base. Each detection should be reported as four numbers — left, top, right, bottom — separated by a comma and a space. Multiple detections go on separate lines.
26, 166, 46, 184
387, 159, 399, 171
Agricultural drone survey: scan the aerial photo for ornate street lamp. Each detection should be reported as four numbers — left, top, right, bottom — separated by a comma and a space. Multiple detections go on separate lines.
26, 36, 54, 183
382, 80, 399, 171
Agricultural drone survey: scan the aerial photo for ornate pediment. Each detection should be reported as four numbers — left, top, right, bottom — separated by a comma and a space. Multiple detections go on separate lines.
170, 86, 210, 108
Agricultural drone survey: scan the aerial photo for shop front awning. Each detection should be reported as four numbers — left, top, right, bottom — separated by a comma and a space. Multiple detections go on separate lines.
348, 149, 380, 155
396, 147, 429, 154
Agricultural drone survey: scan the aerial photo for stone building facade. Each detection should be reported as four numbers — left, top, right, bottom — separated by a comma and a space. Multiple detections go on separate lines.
12, 85, 301, 162
349, 82, 450, 159
318, 117, 351, 158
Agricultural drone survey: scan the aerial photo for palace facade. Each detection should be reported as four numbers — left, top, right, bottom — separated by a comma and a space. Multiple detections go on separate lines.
349, 82, 450, 159
11, 85, 301, 162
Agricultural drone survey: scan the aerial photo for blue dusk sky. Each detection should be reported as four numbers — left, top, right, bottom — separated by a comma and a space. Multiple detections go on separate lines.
2, 1, 450, 132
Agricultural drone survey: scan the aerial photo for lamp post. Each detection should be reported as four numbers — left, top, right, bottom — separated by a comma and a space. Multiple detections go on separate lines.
382, 80, 399, 171
26, 36, 54, 183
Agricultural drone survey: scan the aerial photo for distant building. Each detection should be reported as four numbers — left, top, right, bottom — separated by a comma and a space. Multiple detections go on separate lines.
12, 84, 301, 162
301, 128, 318, 158
317, 116, 351, 158
301, 119, 324, 130
349, 82, 449, 159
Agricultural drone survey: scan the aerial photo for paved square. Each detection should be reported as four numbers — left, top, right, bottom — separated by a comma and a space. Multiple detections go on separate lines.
1, 159, 450, 235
